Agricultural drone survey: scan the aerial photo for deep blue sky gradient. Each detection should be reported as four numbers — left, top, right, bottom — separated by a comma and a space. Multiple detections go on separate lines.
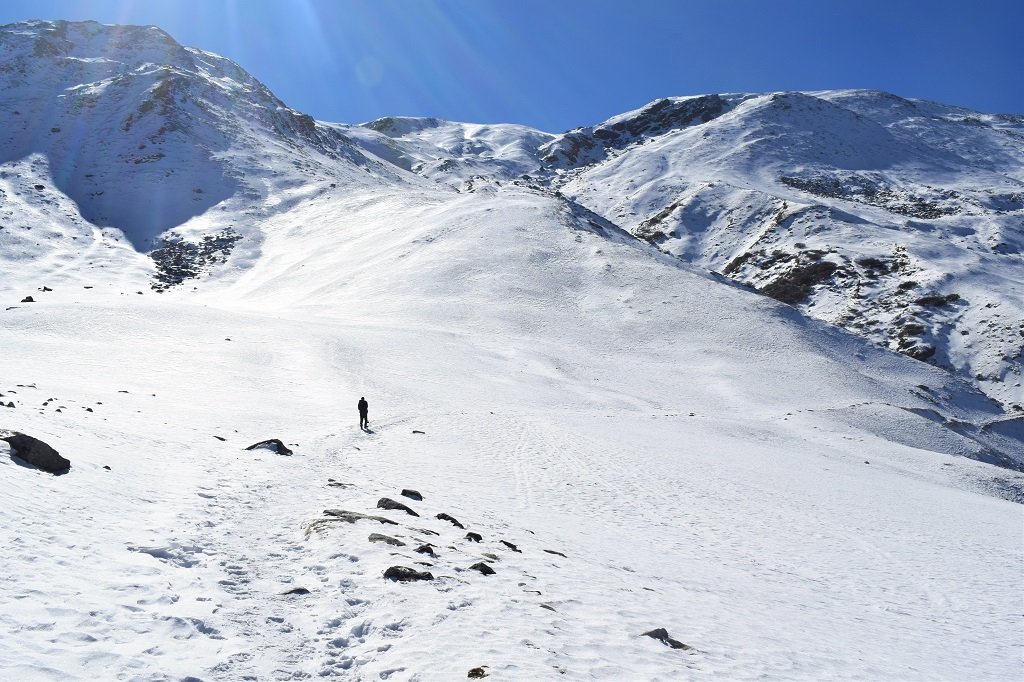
1, 0, 1020, 131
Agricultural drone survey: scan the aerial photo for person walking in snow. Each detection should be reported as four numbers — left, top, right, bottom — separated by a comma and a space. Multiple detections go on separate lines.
358, 396, 369, 430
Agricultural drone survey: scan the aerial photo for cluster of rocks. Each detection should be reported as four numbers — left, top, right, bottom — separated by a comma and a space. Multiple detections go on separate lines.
149, 228, 241, 291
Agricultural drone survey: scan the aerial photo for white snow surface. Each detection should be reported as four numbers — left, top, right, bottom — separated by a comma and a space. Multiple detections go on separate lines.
1, 19, 1023, 682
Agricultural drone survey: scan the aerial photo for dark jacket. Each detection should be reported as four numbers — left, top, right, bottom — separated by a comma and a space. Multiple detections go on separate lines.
358, 399, 368, 415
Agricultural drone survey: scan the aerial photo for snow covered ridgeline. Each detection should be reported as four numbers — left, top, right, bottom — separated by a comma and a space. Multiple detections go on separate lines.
0, 18, 1021, 410
348, 92, 1024, 413
0, 20, 1023, 679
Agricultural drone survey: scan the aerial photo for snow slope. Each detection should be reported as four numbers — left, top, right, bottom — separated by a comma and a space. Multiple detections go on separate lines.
0, 20, 1022, 681
345, 92, 1024, 413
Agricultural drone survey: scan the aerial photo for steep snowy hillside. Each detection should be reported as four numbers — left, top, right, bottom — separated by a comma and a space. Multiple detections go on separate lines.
0, 18, 404, 272
1, 22, 1022, 681
349, 92, 1024, 414
3, 179, 1023, 680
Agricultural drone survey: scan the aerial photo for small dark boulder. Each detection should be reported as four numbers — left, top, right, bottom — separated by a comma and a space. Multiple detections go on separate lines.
212, 435, 226, 441
642, 627, 692, 650
377, 497, 419, 516
412, 527, 439, 536
467, 667, 488, 679
415, 544, 436, 556
245, 439, 293, 456
282, 587, 310, 595
500, 540, 521, 553
412, 430, 425, 434
436, 513, 465, 528
383, 566, 434, 582
369, 533, 406, 547
469, 562, 495, 575
21, 296, 34, 303
401, 488, 423, 501
3, 432, 70, 474
465, 532, 482, 542
543, 549, 568, 558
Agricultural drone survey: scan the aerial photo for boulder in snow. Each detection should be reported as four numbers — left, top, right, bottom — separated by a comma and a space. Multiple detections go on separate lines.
642, 627, 692, 650
3, 432, 70, 474
377, 497, 419, 516
244, 438, 293, 456
383, 566, 434, 582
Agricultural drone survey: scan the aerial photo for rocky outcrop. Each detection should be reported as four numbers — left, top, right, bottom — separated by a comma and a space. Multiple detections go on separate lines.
3, 432, 70, 473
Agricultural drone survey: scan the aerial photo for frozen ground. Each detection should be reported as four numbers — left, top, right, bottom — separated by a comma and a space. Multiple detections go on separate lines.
2, 184, 1022, 681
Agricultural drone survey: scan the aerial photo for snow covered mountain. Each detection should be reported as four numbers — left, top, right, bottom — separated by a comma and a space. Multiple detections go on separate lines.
346, 93, 1024, 414
1, 20, 1022, 681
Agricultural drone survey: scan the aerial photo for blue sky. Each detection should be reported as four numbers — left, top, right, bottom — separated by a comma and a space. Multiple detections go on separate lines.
1, 0, 1020, 131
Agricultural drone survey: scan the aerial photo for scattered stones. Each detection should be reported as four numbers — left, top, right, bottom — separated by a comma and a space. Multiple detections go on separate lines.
642, 627, 692, 651
20, 296, 34, 303
436, 513, 465, 528
3, 432, 70, 474
415, 544, 436, 556
467, 667, 488, 679
543, 549, 568, 558
322, 509, 398, 525
282, 587, 310, 595
327, 479, 353, 488
377, 497, 419, 516
500, 540, 521, 553
401, 488, 423, 501
469, 562, 496, 575
369, 533, 406, 547
465, 532, 482, 542
383, 566, 434, 582
244, 439, 293, 456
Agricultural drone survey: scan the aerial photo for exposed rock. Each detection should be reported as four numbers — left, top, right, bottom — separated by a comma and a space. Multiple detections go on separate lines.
282, 587, 310, 595
465, 532, 482, 542
543, 549, 568, 558
539, 604, 557, 612
3, 432, 70, 474
383, 566, 434, 582
412, 527, 439, 536
212, 435, 226, 441
412, 429, 426, 434
244, 438, 293, 456
401, 488, 423, 501
500, 540, 521, 553
323, 509, 398, 525
642, 627, 692, 650
377, 497, 419, 516
467, 667, 488, 679
415, 544, 436, 556
327, 479, 353, 488
469, 562, 495, 575
369, 533, 406, 547
20, 296, 34, 303
436, 513, 465, 528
